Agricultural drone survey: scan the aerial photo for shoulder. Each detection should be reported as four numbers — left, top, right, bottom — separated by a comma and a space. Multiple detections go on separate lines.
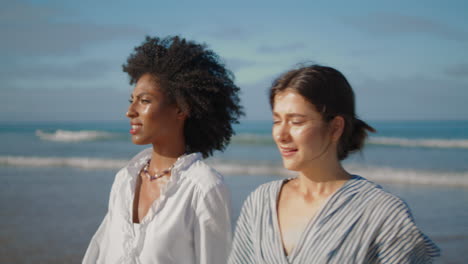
351, 176, 413, 219
251, 179, 283, 197
182, 158, 226, 195
243, 179, 284, 209
234, 179, 283, 226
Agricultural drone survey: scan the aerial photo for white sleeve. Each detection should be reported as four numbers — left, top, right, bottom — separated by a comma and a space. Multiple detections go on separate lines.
82, 213, 109, 264
82, 169, 121, 264
194, 184, 232, 264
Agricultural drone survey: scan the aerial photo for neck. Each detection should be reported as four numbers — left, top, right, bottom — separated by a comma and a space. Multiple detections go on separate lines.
296, 160, 350, 197
150, 139, 186, 171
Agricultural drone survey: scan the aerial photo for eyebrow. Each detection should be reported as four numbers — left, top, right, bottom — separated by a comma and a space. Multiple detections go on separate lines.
130, 92, 154, 98
272, 112, 307, 118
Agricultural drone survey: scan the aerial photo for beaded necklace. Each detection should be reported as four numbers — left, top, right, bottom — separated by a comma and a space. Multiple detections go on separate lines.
142, 159, 174, 181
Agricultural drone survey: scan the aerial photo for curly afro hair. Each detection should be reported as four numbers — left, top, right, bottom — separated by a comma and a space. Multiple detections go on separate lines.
123, 36, 244, 158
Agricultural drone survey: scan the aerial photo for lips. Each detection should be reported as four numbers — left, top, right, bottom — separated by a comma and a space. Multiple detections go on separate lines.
279, 147, 298, 157
130, 123, 142, 135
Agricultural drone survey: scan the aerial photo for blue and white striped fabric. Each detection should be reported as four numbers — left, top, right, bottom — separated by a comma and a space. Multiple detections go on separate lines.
228, 175, 440, 264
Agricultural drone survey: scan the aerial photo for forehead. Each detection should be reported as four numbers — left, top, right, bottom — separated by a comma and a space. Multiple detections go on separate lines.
273, 90, 319, 115
132, 74, 163, 95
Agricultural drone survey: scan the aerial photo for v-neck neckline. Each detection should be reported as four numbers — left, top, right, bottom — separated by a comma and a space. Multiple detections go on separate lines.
272, 176, 356, 263
130, 156, 174, 225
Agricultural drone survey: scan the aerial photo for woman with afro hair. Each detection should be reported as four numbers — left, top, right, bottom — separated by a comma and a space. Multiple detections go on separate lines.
83, 36, 243, 264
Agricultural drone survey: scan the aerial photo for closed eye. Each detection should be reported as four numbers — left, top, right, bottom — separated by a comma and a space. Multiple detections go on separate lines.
291, 120, 305, 125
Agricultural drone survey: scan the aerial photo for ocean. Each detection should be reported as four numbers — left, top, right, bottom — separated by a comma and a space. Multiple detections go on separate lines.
1, 120, 467, 263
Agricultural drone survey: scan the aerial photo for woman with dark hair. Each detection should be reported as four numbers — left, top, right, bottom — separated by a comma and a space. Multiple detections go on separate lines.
83, 36, 243, 264
229, 65, 439, 263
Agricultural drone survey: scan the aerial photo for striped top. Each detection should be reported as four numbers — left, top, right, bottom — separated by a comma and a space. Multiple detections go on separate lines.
228, 175, 440, 264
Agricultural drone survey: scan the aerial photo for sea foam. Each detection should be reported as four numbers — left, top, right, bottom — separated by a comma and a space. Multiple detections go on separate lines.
35, 129, 116, 142
2, 155, 467, 187
0, 156, 127, 169
368, 136, 468, 149
232, 134, 468, 149
214, 161, 468, 187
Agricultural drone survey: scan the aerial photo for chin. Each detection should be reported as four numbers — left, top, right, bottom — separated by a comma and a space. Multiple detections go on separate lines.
282, 160, 301, 171
131, 137, 149, 145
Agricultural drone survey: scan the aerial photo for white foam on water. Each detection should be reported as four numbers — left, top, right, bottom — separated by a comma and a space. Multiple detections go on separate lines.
2, 156, 467, 187
232, 134, 468, 149
0, 156, 127, 169
343, 163, 468, 187
369, 136, 468, 149
213, 162, 468, 187
35, 129, 116, 142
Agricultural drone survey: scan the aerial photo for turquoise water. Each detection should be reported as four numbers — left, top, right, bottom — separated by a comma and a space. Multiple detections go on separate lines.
1, 120, 468, 263
1, 120, 468, 184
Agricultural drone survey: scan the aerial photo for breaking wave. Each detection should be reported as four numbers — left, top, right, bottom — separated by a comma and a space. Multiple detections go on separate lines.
35, 130, 118, 142
1, 156, 467, 187
368, 137, 468, 149
32, 130, 468, 150
0, 156, 127, 170
232, 134, 468, 149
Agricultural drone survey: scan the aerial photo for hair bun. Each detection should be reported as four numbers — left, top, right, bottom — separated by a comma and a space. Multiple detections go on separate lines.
344, 118, 376, 158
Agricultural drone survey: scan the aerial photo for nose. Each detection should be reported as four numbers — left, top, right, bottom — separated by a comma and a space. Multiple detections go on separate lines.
126, 102, 137, 118
273, 122, 291, 143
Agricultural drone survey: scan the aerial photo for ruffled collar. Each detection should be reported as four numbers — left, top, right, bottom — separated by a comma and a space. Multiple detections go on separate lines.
121, 148, 202, 225
126, 148, 202, 181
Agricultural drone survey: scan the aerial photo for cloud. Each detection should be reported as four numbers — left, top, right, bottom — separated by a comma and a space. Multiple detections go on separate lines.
203, 26, 251, 40
0, 86, 129, 122
0, 59, 117, 82
257, 42, 307, 54
354, 75, 468, 120
0, 2, 146, 56
343, 13, 468, 42
1, 23, 146, 56
445, 64, 468, 78
0, 1, 58, 23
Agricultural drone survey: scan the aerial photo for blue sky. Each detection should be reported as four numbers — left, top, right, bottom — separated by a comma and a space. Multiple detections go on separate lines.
1, 0, 467, 121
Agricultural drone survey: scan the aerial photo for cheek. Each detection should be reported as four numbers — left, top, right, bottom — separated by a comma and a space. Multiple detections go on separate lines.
142, 105, 167, 124
141, 105, 152, 116
292, 125, 329, 149
291, 126, 313, 141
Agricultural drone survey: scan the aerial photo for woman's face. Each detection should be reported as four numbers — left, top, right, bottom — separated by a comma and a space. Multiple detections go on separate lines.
272, 90, 336, 172
126, 74, 185, 146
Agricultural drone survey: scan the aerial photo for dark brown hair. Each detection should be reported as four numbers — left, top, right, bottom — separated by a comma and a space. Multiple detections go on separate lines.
123, 36, 244, 158
269, 64, 375, 160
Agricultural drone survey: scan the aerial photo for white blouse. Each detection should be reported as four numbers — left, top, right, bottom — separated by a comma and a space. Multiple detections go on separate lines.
83, 148, 232, 264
